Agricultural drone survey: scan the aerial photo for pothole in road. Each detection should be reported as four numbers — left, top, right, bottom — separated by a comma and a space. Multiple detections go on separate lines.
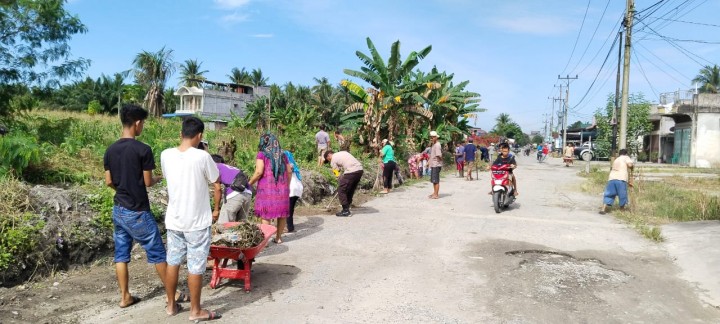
505, 250, 631, 297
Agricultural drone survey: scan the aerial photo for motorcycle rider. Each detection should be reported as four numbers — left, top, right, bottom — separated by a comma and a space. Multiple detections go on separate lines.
488, 143, 518, 196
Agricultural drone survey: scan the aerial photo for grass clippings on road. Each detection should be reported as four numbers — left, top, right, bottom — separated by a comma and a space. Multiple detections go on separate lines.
580, 167, 720, 242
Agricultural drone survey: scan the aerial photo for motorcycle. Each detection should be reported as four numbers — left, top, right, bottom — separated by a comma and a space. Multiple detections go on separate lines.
490, 164, 516, 213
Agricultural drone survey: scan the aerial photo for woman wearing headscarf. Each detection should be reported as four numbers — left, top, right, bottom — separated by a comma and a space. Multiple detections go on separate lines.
284, 144, 303, 233
248, 133, 292, 244
379, 139, 396, 194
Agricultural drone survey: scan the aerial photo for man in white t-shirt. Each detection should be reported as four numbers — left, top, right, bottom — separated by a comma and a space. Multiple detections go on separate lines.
600, 149, 634, 214
161, 116, 222, 321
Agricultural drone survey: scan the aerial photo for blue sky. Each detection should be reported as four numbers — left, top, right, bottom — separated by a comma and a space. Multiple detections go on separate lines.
65, 0, 720, 133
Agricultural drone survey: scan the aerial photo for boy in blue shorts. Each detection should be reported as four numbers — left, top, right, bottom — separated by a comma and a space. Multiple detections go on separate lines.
161, 117, 222, 321
104, 104, 168, 310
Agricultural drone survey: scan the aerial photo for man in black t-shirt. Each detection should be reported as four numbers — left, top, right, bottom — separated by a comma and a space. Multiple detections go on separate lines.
104, 105, 177, 312
488, 143, 519, 196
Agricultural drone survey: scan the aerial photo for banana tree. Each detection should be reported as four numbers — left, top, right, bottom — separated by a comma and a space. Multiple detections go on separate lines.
342, 37, 433, 152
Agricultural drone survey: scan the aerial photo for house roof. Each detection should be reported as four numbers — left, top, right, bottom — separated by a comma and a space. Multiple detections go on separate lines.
175, 86, 203, 96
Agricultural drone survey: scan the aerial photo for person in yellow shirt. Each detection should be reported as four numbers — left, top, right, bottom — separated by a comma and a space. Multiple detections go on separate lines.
600, 149, 634, 214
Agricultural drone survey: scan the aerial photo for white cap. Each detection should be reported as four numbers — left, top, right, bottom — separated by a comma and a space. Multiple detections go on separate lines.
429, 131, 439, 137
382, 139, 388, 144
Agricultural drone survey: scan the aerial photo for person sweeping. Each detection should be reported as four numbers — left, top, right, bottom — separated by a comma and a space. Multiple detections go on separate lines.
324, 149, 364, 217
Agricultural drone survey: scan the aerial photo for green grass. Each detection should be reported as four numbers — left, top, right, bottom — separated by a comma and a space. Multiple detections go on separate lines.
580, 167, 720, 241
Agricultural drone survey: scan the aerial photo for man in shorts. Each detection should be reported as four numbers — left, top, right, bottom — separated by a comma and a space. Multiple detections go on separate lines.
161, 117, 222, 321
104, 104, 167, 310
315, 125, 331, 166
428, 131, 443, 199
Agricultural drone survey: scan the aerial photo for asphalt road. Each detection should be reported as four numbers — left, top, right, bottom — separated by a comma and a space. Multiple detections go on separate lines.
78, 153, 720, 323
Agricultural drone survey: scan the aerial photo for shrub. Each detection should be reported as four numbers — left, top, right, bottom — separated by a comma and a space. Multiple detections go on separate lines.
87, 100, 102, 115
0, 132, 43, 178
87, 183, 115, 230
0, 213, 45, 271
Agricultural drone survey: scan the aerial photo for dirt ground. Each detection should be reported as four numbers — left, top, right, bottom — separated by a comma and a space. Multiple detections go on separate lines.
1, 155, 719, 323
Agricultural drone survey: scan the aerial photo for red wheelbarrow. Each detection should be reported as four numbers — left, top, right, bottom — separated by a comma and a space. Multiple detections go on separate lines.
208, 223, 276, 290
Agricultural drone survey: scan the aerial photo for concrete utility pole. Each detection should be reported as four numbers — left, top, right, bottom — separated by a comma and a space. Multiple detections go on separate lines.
612, 30, 623, 156
619, 0, 634, 150
542, 113, 549, 140
558, 75, 578, 150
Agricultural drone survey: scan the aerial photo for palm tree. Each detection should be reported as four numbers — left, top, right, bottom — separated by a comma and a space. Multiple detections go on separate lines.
342, 37, 434, 150
133, 47, 175, 117
227, 67, 251, 85
178, 59, 208, 87
692, 65, 720, 94
250, 68, 269, 87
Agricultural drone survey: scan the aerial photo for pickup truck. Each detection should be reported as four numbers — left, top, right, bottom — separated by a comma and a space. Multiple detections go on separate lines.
573, 142, 598, 161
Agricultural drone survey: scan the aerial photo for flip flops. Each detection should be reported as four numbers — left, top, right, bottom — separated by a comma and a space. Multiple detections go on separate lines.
190, 309, 222, 322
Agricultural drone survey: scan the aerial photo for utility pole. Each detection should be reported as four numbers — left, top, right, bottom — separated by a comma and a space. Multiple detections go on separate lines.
612, 30, 623, 156
548, 96, 563, 143
619, 0, 634, 150
542, 113, 549, 140
558, 75, 578, 151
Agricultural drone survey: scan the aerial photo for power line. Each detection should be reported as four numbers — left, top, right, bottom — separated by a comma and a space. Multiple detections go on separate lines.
571, 30, 621, 110
569, 0, 612, 75
632, 48, 659, 99
634, 42, 691, 85
559, 0, 592, 76
635, 0, 668, 16
636, 18, 715, 66
645, 14, 720, 27
572, 58, 617, 113
577, 15, 623, 76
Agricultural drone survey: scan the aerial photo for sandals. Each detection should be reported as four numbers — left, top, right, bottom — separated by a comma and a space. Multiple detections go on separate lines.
190, 309, 222, 322
272, 237, 283, 244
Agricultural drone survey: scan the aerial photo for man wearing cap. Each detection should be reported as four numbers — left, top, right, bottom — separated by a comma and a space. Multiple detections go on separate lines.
324, 150, 364, 217
428, 131, 442, 199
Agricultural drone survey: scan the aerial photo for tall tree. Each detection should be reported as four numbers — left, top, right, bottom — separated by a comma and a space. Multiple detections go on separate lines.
342, 37, 434, 151
0, 0, 90, 118
227, 67, 251, 85
178, 59, 208, 87
594, 94, 652, 156
692, 65, 720, 94
250, 68, 269, 87
133, 47, 175, 117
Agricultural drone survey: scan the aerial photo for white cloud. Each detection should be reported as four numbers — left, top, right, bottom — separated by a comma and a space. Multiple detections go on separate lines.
221, 12, 249, 24
250, 34, 274, 38
214, 0, 251, 9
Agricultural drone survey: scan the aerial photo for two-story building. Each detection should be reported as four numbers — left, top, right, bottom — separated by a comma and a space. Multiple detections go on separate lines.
172, 80, 270, 119
662, 91, 720, 168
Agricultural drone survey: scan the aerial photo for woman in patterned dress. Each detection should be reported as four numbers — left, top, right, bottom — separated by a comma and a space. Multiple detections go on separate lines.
248, 133, 292, 243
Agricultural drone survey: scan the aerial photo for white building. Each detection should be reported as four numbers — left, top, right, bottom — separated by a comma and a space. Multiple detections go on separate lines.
173, 80, 270, 119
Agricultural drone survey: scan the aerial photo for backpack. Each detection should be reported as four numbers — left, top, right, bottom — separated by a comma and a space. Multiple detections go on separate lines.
229, 169, 250, 192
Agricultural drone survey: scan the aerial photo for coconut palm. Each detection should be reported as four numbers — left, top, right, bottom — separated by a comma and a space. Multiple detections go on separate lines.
133, 47, 175, 117
178, 59, 208, 87
250, 68, 269, 87
692, 65, 720, 94
227, 67, 251, 85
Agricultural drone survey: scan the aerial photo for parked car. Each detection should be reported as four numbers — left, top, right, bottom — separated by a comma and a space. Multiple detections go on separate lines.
573, 141, 602, 161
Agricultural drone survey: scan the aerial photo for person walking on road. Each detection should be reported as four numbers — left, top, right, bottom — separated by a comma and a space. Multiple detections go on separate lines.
161, 116, 222, 321
380, 139, 396, 194
600, 149, 634, 214
324, 149, 364, 217
428, 131, 443, 199
103, 104, 169, 310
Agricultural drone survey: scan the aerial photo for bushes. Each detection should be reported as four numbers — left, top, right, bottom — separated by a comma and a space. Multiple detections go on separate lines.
0, 213, 45, 271
0, 132, 43, 178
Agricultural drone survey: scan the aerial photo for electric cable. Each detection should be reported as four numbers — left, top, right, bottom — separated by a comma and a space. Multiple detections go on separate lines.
559, 0, 592, 76
569, 0, 612, 75
571, 30, 621, 110
632, 48, 659, 99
